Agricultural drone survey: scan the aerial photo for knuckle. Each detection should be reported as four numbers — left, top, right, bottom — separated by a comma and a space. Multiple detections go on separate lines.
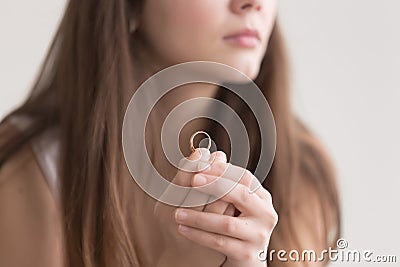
265, 209, 279, 228
244, 169, 253, 179
212, 151, 227, 161
242, 169, 253, 183
241, 248, 253, 261
213, 235, 226, 248
272, 210, 279, 226
264, 189, 272, 201
214, 162, 228, 176
257, 230, 269, 243
223, 216, 237, 235
217, 150, 227, 159
240, 186, 251, 203
259, 205, 279, 228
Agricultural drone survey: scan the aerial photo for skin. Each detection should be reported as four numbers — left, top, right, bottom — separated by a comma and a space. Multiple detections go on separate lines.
0, 1, 331, 267
131, 0, 279, 266
135, 0, 277, 80
154, 149, 278, 267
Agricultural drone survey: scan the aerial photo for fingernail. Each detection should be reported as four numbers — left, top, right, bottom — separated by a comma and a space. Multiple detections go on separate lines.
193, 175, 207, 186
197, 161, 210, 171
189, 149, 202, 160
175, 209, 187, 221
179, 224, 189, 232
215, 151, 227, 162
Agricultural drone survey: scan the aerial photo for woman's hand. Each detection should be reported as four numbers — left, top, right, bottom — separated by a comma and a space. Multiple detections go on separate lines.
174, 161, 279, 267
153, 148, 235, 267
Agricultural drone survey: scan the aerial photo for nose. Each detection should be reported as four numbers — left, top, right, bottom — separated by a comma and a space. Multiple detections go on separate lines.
231, 0, 263, 14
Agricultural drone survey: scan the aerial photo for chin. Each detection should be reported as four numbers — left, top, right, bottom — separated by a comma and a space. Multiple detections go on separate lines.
206, 61, 260, 84
228, 62, 261, 82
176, 56, 262, 84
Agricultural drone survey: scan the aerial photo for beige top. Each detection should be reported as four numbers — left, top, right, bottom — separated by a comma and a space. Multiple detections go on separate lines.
8, 115, 61, 202
0, 117, 64, 267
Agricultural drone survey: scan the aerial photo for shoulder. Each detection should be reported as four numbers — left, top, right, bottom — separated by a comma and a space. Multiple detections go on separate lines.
0, 120, 64, 267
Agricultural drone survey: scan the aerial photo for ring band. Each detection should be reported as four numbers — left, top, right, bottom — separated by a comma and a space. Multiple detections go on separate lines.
190, 131, 211, 152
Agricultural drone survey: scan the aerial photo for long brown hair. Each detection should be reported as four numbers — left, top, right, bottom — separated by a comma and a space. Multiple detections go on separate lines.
0, 0, 341, 266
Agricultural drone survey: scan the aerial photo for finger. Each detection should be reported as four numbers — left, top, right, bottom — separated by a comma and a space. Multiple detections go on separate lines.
171, 147, 211, 187
203, 151, 231, 214
157, 148, 210, 207
196, 162, 252, 188
178, 148, 210, 174
193, 165, 272, 203
195, 163, 251, 214
196, 151, 227, 173
209, 150, 227, 164
197, 162, 271, 205
223, 203, 236, 216
177, 224, 245, 261
189, 147, 211, 161
248, 180, 272, 203
203, 198, 230, 214
179, 148, 214, 210
201, 152, 258, 217
175, 208, 257, 241
192, 175, 267, 215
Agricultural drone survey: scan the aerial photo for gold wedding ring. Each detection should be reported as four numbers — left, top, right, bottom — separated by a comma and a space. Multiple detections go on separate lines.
189, 131, 211, 152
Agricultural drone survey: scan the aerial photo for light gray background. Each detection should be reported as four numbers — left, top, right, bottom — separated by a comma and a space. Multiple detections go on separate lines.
1, 0, 399, 265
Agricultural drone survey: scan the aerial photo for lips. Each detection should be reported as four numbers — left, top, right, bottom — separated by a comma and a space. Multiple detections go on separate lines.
223, 28, 261, 48
223, 28, 261, 41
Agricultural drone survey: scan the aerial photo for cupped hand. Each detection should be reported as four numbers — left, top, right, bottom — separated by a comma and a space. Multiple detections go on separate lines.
153, 148, 236, 267
174, 161, 279, 267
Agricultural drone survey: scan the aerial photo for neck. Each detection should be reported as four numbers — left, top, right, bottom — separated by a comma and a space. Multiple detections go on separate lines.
130, 67, 220, 180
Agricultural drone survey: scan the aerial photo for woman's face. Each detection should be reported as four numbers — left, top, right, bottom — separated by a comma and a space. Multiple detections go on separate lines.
135, 0, 277, 80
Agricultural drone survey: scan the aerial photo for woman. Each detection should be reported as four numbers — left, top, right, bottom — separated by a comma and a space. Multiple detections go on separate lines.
0, 0, 341, 266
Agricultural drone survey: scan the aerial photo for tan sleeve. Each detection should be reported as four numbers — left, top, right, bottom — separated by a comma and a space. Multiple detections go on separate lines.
0, 141, 64, 267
